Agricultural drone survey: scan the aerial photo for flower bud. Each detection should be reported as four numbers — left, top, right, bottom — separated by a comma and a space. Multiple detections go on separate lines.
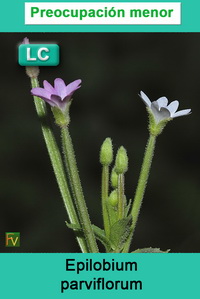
100, 138, 113, 166
115, 146, 128, 174
22, 37, 40, 79
111, 168, 118, 189
108, 190, 118, 207
26, 66, 40, 78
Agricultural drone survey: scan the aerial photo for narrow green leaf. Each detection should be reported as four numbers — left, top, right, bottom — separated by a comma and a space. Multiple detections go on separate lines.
66, 222, 111, 250
132, 247, 170, 253
92, 225, 111, 249
65, 221, 82, 231
125, 198, 132, 216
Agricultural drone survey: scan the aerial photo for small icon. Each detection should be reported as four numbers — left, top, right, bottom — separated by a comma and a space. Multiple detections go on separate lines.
18, 44, 60, 66
5, 232, 20, 247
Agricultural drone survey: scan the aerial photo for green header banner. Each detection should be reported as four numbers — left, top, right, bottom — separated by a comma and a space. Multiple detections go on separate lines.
0, 0, 199, 32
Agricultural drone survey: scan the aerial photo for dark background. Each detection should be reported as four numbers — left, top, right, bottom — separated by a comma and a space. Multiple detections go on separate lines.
0, 33, 199, 252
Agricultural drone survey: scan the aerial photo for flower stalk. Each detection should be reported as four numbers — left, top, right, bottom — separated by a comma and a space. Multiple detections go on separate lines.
117, 174, 125, 220
114, 146, 128, 221
101, 165, 110, 237
61, 127, 99, 253
100, 138, 113, 238
123, 134, 156, 252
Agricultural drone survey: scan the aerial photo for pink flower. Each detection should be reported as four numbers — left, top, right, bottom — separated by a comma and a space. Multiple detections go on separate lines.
22, 37, 30, 44
31, 78, 81, 111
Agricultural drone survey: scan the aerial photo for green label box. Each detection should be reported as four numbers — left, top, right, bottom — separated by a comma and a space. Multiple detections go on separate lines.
18, 44, 60, 66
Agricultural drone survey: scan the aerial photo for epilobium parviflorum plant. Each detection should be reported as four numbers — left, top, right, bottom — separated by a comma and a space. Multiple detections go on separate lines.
24, 38, 191, 253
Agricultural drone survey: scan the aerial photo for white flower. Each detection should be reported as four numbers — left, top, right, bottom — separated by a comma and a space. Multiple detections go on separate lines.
139, 91, 191, 124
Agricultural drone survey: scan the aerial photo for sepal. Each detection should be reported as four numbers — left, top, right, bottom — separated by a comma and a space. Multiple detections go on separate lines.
147, 107, 171, 136
51, 100, 72, 127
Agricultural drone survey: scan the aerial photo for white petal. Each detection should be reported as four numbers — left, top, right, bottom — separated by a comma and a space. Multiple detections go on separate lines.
151, 102, 171, 123
156, 97, 168, 110
173, 109, 191, 118
139, 91, 151, 107
167, 100, 179, 116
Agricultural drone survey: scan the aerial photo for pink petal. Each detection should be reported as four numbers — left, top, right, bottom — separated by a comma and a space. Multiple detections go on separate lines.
65, 79, 82, 97
22, 37, 29, 44
31, 87, 51, 100
50, 94, 63, 108
43, 80, 56, 94
54, 78, 67, 98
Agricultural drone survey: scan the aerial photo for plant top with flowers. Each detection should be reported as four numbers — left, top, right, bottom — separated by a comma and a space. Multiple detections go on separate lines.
24, 38, 191, 253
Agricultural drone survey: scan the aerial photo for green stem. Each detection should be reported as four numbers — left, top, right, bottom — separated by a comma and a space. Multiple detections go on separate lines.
123, 134, 156, 252
61, 127, 99, 253
30, 77, 88, 253
102, 165, 110, 237
118, 174, 125, 220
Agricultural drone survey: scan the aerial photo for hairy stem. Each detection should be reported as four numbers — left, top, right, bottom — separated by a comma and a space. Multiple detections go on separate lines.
61, 127, 99, 253
101, 165, 110, 237
118, 174, 125, 220
123, 134, 156, 252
